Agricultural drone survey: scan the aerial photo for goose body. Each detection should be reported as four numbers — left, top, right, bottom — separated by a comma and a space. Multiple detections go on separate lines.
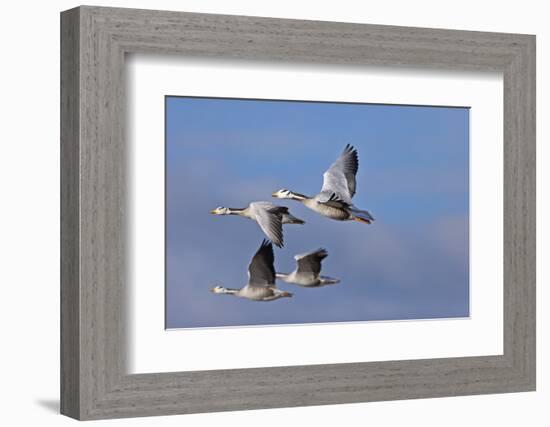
210, 201, 304, 248
272, 144, 374, 224
276, 248, 340, 287
210, 240, 293, 301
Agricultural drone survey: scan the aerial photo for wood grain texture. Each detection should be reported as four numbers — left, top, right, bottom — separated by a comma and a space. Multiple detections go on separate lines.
60, 5, 536, 420
60, 7, 80, 419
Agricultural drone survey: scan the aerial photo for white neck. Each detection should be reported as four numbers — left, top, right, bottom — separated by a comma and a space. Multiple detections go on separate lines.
218, 287, 239, 295
226, 208, 246, 215
287, 191, 309, 201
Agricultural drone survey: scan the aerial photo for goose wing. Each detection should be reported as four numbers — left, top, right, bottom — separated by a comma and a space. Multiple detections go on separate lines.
247, 240, 276, 287
320, 144, 359, 203
315, 192, 351, 209
250, 202, 284, 248
295, 248, 328, 276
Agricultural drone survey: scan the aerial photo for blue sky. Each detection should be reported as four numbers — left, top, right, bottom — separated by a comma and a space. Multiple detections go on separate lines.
165, 96, 469, 328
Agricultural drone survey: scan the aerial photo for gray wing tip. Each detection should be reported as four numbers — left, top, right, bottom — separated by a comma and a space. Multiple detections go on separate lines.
343, 143, 357, 155
343, 144, 359, 172
259, 238, 275, 262
269, 233, 283, 248
259, 208, 284, 248
316, 248, 329, 260
260, 239, 279, 253
268, 220, 284, 248
294, 248, 328, 260
267, 205, 289, 215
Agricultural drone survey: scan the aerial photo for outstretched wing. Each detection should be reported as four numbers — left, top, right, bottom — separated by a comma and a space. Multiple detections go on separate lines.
248, 240, 276, 287
321, 144, 359, 203
252, 203, 285, 248
295, 248, 328, 276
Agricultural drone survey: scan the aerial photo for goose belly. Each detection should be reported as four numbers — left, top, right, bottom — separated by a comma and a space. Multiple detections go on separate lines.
294, 276, 321, 287
304, 199, 350, 220
238, 286, 275, 301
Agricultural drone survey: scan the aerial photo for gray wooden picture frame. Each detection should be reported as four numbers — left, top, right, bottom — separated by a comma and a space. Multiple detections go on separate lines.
60, 5, 536, 421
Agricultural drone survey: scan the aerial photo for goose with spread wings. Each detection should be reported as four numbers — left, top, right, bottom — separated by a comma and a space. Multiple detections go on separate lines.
272, 144, 374, 224
210, 240, 293, 301
276, 248, 340, 287
210, 201, 304, 248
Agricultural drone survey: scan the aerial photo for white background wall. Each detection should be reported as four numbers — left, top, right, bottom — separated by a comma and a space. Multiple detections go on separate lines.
0, 0, 546, 425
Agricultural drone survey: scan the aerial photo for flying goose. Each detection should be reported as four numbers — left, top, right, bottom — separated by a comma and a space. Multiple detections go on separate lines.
276, 248, 340, 287
272, 144, 374, 224
210, 240, 293, 301
210, 201, 304, 248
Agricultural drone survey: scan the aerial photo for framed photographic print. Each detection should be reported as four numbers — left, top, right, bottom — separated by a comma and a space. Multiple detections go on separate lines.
61, 5, 535, 420
164, 96, 469, 329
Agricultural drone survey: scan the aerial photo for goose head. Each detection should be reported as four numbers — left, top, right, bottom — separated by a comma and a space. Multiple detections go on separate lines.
209, 285, 225, 294
210, 206, 231, 215
271, 189, 293, 199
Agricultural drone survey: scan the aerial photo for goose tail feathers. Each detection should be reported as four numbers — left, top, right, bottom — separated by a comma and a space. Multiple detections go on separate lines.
350, 207, 375, 224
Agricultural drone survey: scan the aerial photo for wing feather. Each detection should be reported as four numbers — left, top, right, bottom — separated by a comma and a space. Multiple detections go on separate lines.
321, 144, 359, 203
253, 205, 284, 248
248, 240, 276, 287
295, 248, 328, 276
